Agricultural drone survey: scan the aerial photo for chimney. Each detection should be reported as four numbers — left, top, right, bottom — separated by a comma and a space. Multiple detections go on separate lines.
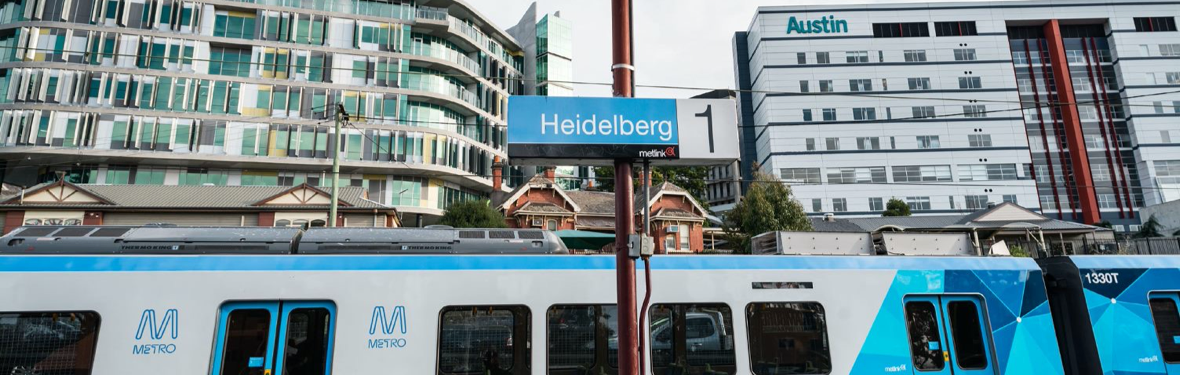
543, 167, 556, 181
492, 156, 504, 191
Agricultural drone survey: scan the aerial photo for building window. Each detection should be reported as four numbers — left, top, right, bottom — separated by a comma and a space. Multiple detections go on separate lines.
853, 108, 877, 121
805, 138, 816, 151
958, 76, 982, 89
822, 109, 837, 122
818, 80, 833, 92
678, 224, 690, 251
797, 52, 807, 64
965, 195, 989, 210
908, 78, 932, 90
746, 303, 832, 375
873, 22, 930, 38
816, 52, 830, 64
1003, 195, 1018, 204
1156, 160, 1180, 177
917, 136, 941, 149
968, 134, 993, 147
438, 306, 530, 374
1166, 72, 1180, 85
799, 80, 810, 93
213, 11, 257, 39
904, 50, 928, 62
846, 51, 870, 63
825, 137, 840, 150
953, 49, 978, 61
547, 219, 558, 231
1161, 44, 1180, 57
912, 106, 937, 119
650, 304, 736, 374
849, 79, 873, 92
963, 105, 987, 118
959, 164, 1019, 181
781, 168, 821, 184
1134, 17, 1178, 32
0, 311, 102, 373
906, 197, 932, 211
1147, 297, 1180, 364
832, 198, 848, 212
802, 109, 813, 122
857, 137, 881, 150
827, 167, 887, 184
935, 21, 978, 36
1097, 194, 1118, 209
893, 165, 953, 182
869, 197, 885, 211
812, 199, 822, 212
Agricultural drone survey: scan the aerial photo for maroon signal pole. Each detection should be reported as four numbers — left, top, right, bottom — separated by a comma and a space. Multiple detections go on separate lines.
611, 0, 639, 373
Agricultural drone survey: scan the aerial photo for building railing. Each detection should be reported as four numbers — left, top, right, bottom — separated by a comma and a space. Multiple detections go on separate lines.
408, 40, 482, 75
416, 6, 449, 21
221, 0, 416, 20
447, 16, 516, 69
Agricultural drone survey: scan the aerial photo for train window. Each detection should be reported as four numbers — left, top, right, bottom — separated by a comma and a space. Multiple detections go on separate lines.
546, 305, 619, 374
218, 309, 273, 375
0, 311, 101, 375
650, 303, 736, 374
212, 301, 336, 375
438, 305, 531, 375
946, 301, 987, 369
904, 301, 946, 371
746, 302, 832, 374
1149, 296, 1180, 363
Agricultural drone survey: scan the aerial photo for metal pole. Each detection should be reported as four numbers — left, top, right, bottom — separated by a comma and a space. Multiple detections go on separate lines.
612, 0, 638, 371
330, 104, 346, 228
643, 160, 651, 238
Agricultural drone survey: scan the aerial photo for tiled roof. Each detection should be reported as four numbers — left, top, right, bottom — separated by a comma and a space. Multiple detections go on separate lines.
515, 202, 573, 214
0, 184, 389, 210
811, 213, 1109, 233
566, 191, 616, 214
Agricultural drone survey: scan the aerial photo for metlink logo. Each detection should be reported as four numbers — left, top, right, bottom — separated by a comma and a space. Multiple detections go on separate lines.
786, 16, 849, 34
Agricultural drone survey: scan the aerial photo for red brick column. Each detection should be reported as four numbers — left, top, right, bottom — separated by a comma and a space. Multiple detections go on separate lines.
1044, 20, 1100, 224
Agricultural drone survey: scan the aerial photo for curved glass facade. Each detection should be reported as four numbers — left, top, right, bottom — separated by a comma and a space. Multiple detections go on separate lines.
0, 0, 525, 217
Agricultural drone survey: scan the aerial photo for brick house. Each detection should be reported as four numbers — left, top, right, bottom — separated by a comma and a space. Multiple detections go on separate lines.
494, 172, 708, 253
0, 180, 399, 234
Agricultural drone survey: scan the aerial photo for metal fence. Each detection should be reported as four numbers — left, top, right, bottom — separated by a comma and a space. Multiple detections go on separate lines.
1020, 237, 1180, 258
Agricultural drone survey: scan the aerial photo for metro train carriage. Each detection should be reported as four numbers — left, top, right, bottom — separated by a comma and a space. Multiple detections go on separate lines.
0, 226, 1062, 375
1040, 256, 1180, 375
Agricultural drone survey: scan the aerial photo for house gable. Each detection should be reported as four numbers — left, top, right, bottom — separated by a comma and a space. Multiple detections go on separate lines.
3, 181, 110, 205
973, 203, 1046, 222
255, 184, 349, 207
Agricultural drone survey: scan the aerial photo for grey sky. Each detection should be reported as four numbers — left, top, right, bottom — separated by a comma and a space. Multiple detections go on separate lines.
473, 0, 986, 99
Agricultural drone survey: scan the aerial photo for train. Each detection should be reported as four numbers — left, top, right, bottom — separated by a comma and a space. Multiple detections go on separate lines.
0, 225, 1175, 375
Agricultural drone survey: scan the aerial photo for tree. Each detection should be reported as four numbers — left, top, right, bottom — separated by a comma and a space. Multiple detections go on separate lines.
722, 171, 812, 253
882, 198, 912, 217
439, 200, 508, 228
1135, 215, 1163, 238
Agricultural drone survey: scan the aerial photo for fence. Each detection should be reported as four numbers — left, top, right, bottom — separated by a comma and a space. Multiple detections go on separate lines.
1023, 237, 1180, 258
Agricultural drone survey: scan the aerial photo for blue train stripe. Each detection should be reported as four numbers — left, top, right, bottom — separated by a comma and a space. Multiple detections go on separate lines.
0, 255, 1041, 272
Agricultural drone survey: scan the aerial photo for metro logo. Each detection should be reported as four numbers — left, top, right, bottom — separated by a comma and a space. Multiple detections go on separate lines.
368, 306, 407, 335
135, 309, 178, 340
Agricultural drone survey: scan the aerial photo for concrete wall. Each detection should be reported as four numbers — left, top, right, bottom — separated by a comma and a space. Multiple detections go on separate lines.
1140, 200, 1180, 235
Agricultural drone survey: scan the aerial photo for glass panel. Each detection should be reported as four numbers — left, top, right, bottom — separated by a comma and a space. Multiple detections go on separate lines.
438, 306, 529, 375
282, 308, 331, 375
0, 312, 101, 375
905, 301, 945, 371
547, 306, 595, 371
650, 303, 736, 374
747, 302, 832, 374
1150, 298, 1180, 363
219, 309, 272, 375
946, 301, 987, 369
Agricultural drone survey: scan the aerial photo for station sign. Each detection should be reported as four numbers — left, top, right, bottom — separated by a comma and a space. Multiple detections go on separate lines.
507, 96, 739, 166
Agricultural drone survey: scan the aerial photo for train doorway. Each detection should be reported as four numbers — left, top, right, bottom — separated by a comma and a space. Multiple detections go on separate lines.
210, 301, 337, 375
903, 295, 995, 375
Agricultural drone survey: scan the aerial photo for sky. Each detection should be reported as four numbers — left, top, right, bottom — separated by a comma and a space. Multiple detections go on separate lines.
473, 0, 984, 99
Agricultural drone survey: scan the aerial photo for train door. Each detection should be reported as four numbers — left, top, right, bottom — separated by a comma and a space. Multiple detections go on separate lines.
1148, 293, 1180, 374
903, 296, 994, 375
210, 301, 336, 375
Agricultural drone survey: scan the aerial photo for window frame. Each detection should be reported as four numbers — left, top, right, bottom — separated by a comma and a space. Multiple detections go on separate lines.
745, 302, 833, 375
436, 305, 532, 375
0, 311, 102, 374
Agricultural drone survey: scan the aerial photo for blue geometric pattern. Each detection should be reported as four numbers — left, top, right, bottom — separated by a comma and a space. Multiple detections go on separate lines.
851, 269, 1064, 375
1077, 263, 1180, 375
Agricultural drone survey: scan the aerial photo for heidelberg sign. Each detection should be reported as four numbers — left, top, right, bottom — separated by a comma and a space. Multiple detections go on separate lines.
507, 96, 739, 166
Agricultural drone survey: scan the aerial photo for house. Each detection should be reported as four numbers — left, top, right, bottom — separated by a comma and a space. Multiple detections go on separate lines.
494, 172, 708, 253
0, 180, 399, 234
808, 202, 1114, 255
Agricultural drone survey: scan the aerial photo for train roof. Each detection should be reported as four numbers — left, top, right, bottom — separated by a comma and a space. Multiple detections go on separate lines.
0, 253, 1043, 272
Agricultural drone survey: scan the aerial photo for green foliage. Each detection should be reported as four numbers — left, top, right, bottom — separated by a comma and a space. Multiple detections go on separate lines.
1135, 215, 1164, 238
439, 200, 508, 228
1097, 221, 1114, 229
593, 165, 712, 211
882, 198, 912, 217
1007, 244, 1030, 258
722, 171, 812, 253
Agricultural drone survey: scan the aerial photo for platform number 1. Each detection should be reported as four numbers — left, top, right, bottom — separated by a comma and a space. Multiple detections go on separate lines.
695, 105, 714, 153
